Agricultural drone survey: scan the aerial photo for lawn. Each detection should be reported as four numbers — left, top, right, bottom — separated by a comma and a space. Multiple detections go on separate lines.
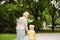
0, 34, 16, 40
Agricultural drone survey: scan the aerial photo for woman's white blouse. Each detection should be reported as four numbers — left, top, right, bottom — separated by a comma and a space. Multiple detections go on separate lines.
16, 17, 27, 30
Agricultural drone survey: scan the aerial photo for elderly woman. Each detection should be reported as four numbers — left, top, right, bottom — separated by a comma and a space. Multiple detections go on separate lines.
16, 11, 29, 40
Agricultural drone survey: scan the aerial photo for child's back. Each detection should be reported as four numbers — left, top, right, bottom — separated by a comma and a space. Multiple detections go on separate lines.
28, 30, 35, 40
28, 25, 36, 40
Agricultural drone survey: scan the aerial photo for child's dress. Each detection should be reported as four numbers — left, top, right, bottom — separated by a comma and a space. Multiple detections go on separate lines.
28, 30, 35, 40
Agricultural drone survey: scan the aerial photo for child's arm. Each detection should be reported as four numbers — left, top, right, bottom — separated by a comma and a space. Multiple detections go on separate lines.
27, 31, 29, 35
34, 31, 36, 40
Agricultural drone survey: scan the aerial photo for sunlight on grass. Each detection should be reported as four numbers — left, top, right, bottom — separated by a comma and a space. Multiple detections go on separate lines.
0, 34, 16, 40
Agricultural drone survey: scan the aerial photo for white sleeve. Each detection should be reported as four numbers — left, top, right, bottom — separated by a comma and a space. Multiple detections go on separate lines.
18, 17, 28, 31
17, 18, 21, 24
21, 18, 28, 31
24, 19, 28, 31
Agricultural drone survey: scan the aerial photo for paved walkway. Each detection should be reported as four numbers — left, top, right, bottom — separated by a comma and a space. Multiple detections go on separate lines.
25, 33, 60, 40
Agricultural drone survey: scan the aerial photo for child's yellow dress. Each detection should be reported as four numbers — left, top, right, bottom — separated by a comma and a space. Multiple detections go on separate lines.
28, 30, 35, 40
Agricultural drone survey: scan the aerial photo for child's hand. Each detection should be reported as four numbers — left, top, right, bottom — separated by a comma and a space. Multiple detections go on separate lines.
27, 32, 28, 35
34, 39, 36, 40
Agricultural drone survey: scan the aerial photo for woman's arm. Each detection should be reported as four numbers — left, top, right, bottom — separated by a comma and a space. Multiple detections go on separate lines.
23, 19, 28, 32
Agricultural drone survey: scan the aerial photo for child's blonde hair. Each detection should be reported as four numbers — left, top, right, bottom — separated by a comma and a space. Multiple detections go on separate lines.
29, 25, 35, 29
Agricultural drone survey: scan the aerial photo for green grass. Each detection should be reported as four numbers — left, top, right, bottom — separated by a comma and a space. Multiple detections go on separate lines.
0, 34, 16, 40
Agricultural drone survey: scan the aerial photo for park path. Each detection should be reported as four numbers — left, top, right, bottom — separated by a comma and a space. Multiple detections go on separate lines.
25, 33, 60, 40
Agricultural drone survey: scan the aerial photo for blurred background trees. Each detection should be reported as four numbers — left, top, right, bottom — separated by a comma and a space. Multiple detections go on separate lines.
0, 0, 60, 33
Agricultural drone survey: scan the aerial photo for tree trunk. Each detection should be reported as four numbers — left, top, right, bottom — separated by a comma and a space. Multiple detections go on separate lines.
52, 15, 54, 32
34, 8, 38, 32
52, 5, 55, 32
34, 17, 38, 32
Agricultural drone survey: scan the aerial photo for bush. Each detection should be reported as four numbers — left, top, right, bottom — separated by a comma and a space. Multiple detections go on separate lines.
37, 28, 60, 33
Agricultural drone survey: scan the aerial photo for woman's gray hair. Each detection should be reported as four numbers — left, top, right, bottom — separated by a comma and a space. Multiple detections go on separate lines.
23, 11, 29, 16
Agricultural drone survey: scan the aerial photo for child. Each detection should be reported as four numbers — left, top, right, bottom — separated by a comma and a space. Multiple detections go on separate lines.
28, 25, 36, 40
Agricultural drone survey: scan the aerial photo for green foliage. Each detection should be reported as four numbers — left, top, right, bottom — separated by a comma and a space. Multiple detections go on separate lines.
39, 28, 60, 32
0, 0, 60, 33
0, 2, 25, 33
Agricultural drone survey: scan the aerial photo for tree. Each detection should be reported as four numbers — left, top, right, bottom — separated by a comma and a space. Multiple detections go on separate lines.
0, 1, 25, 33
48, 0, 60, 32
